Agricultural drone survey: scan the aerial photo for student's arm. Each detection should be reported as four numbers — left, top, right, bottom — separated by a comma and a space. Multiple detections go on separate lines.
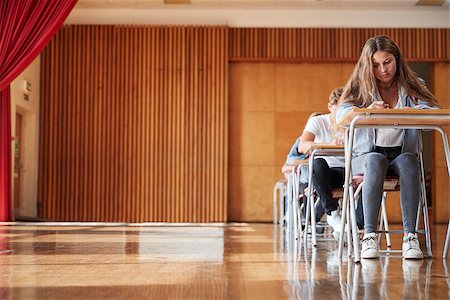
335, 102, 356, 124
410, 97, 440, 109
298, 131, 316, 154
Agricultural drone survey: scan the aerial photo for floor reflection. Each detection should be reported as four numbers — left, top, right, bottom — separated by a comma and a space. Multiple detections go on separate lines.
0, 223, 449, 299
280, 223, 448, 300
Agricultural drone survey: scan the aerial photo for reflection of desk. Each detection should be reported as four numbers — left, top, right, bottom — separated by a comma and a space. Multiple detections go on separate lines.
338, 108, 450, 262
303, 143, 345, 246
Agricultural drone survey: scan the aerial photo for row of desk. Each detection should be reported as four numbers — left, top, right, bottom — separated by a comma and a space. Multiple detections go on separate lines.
282, 108, 450, 262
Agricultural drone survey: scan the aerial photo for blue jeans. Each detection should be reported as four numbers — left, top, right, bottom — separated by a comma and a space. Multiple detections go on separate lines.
352, 151, 420, 234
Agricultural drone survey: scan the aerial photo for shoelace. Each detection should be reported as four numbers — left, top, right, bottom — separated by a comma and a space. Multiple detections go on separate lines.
362, 235, 377, 247
404, 235, 419, 249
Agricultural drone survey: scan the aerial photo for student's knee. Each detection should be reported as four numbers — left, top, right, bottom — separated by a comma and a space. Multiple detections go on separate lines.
396, 153, 419, 167
312, 158, 329, 172
395, 153, 420, 174
365, 152, 388, 173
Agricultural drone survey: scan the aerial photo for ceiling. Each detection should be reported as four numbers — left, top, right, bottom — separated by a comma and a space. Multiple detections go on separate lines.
67, 0, 450, 27
74, 0, 447, 9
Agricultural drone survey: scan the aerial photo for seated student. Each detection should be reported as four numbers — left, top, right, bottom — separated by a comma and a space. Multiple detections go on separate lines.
282, 129, 325, 223
336, 35, 439, 259
281, 112, 322, 179
298, 87, 364, 240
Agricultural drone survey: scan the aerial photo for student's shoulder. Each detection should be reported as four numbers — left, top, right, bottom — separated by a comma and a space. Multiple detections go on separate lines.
304, 114, 329, 131
310, 113, 331, 124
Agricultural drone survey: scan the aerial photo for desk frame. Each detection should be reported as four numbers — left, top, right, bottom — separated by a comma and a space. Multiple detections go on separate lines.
338, 110, 450, 262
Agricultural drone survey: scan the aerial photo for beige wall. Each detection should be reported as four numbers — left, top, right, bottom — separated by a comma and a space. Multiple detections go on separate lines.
10, 56, 41, 219
228, 62, 354, 222
229, 62, 450, 223
433, 63, 450, 223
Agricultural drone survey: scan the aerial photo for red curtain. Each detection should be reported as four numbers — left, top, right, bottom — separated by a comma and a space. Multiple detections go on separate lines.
0, 0, 78, 221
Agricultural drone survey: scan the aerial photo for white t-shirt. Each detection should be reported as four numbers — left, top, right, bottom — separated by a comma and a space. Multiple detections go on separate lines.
303, 114, 344, 168
375, 88, 405, 147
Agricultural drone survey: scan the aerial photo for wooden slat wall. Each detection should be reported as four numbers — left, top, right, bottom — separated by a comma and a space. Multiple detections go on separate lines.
39, 25, 228, 222
229, 28, 450, 62
39, 26, 448, 223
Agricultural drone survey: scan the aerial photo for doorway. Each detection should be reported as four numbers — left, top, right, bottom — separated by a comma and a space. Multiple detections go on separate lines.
14, 113, 23, 217
409, 62, 433, 206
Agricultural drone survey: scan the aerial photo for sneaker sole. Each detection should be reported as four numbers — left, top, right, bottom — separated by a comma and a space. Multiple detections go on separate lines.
403, 254, 424, 259
403, 249, 424, 259
361, 251, 379, 259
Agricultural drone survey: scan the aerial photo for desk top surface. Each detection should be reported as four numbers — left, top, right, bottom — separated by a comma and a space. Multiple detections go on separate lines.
338, 108, 450, 126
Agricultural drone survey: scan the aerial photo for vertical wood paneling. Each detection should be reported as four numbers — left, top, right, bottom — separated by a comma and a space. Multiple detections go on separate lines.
40, 25, 228, 222
229, 28, 450, 62
39, 26, 447, 223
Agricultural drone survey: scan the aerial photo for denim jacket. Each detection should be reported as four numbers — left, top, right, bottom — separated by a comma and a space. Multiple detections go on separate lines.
285, 139, 309, 165
285, 139, 310, 183
336, 90, 437, 157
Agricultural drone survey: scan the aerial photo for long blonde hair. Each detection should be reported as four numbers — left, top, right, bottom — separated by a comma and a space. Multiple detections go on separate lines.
340, 35, 439, 107
329, 87, 345, 143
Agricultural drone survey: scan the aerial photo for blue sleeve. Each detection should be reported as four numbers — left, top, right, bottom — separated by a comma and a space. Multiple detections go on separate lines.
405, 96, 439, 109
286, 139, 308, 165
336, 102, 356, 124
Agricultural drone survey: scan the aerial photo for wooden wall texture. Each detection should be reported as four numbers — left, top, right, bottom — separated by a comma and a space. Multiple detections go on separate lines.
229, 28, 450, 61
228, 28, 450, 222
39, 26, 228, 222
39, 27, 449, 222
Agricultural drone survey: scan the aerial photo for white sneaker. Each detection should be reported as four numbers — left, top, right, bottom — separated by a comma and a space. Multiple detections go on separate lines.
361, 232, 379, 259
402, 233, 424, 259
326, 210, 342, 233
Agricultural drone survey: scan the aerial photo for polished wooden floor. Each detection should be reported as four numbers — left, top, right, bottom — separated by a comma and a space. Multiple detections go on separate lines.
0, 222, 449, 299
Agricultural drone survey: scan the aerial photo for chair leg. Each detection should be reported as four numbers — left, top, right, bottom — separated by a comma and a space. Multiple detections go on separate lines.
346, 197, 352, 258
422, 198, 432, 257
304, 186, 311, 243
280, 185, 286, 224
338, 185, 348, 258
273, 183, 279, 225
310, 188, 317, 246
443, 220, 450, 259
293, 181, 299, 241
291, 172, 299, 242
378, 211, 383, 245
350, 183, 363, 258
419, 151, 432, 258
381, 193, 391, 249
286, 173, 293, 240
298, 202, 304, 238
304, 160, 316, 244
349, 184, 360, 262
292, 171, 299, 241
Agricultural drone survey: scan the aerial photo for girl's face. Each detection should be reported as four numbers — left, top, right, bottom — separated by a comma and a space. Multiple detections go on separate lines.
372, 50, 397, 84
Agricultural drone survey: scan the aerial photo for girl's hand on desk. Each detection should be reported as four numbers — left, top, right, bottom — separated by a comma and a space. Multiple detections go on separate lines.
368, 100, 390, 109
331, 137, 344, 145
